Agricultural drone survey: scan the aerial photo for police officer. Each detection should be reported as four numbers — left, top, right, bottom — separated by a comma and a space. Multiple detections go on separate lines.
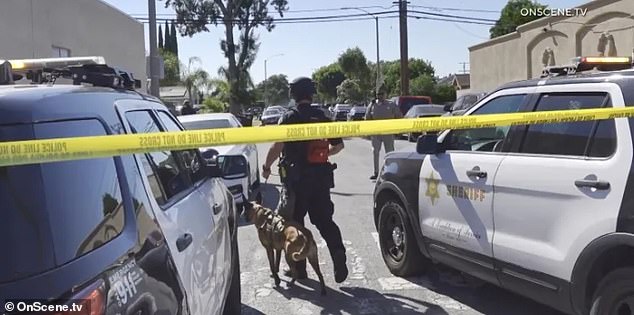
365, 88, 402, 179
261, 77, 349, 283
180, 100, 196, 115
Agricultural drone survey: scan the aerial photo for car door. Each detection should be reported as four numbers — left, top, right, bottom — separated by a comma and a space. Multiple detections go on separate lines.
154, 110, 232, 315
230, 115, 259, 189
492, 84, 632, 296
418, 91, 531, 284
119, 104, 221, 315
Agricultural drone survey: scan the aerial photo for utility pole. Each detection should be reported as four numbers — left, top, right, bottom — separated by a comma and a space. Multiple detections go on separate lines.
397, 0, 409, 95
263, 53, 283, 106
148, 0, 160, 97
459, 62, 469, 74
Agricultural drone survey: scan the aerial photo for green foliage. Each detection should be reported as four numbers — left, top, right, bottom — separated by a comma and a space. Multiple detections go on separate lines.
490, 0, 547, 38
336, 79, 364, 103
338, 47, 370, 80
170, 21, 179, 56
164, 20, 171, 53
410, 75, 436, 97
202, 97, 227, 113
256, 74, 289, 106
312, 63, 346, 103
433, 84, 457, 103
382, 59, 435, 96
159, 49, 180, 86
165, 0, 289, 114
181, 57, 210, 104
158, 25, 164, 49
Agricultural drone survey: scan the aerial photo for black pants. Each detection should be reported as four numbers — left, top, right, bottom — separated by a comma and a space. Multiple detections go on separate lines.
280, 172, 345, 271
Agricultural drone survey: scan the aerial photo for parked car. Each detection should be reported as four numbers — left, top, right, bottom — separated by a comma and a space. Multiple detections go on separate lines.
372, 56, 634, 315
0, 57, 241, 315
402, 104, 447, 141
332, 104, 352, 121
391, 95, 433, 116
260, 107, 284, 125
347, 105, 367, 121
179, 113, 262, 210
444, 92, 488, 116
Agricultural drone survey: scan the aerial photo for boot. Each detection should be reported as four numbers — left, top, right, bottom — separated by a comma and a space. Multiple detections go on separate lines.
332, 250, 348, 283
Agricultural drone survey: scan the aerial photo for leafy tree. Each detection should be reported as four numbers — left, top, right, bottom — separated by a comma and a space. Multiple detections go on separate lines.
102, 194, 119, 216
312, 64, 346, 103
338, 47, 370, 80
410, 75, 436, 97
165, 0, 289, 114
181, 57, 210, 104
202, 97, 227, 113
433, 84, 457, 103
382, 58, 435, 96
170, 21, 179, 56
158, 25, 164, 49
257, 74, 289, 106
164, 20, 171, 53
336, 79, 364, 103
490, 0, 547, 38
159, 49, 180, 85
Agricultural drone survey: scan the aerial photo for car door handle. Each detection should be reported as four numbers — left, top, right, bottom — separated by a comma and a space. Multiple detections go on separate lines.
176, 233, 193, 252
213, 203, 223, 215
466, 169, 487, 179
575, 179, 610, 190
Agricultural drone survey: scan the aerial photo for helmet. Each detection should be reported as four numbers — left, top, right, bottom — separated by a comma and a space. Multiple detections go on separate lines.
289, 77, 316, 100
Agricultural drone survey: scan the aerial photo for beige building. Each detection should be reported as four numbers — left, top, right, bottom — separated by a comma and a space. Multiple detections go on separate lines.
469, 0, 634, 93
0, 0, 146, 88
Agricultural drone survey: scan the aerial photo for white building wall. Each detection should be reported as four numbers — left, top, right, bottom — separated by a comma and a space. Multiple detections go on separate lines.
0, 0, 146, 88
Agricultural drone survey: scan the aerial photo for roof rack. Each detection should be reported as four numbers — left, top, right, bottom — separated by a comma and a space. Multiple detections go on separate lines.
541, 56, 633, 78
0, 56, 141, 90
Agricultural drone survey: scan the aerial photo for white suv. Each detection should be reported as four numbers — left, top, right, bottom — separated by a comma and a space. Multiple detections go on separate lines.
373, 58, 634, 315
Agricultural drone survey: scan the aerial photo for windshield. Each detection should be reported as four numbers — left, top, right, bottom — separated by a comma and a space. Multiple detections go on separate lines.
182, 119, 234, 130
263, 109, 281, 115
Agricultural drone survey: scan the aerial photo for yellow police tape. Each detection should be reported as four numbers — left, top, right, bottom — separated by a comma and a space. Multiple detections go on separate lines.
1, 106, 634, 167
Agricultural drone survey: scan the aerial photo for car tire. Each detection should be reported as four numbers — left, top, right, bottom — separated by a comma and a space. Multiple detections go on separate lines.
378, 200, 426, 277
589, 267, 634, 315
407, 133, 415, 142
222, 228, 241, 315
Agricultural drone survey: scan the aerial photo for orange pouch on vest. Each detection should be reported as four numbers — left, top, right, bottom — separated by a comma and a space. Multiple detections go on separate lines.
307, 140, 329, 164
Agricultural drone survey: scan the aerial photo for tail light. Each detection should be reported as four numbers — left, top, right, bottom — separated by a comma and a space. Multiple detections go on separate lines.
50, 280, 105, 315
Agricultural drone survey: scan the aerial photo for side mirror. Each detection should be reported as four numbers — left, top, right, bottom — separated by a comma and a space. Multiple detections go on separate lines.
443, 104, 453, 112
416, 134, 444, 155
205, 157, 223, 178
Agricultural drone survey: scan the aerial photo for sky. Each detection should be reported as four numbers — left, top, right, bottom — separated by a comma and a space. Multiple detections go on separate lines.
102, 0, 588, 84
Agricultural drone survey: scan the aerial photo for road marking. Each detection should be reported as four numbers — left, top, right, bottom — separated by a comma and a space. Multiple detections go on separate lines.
371, 232, 380, 251
377, 276, 433, 291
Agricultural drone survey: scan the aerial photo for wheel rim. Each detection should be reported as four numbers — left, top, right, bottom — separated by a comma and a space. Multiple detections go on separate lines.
612, 295, 634, 315
382, 209, 405, 262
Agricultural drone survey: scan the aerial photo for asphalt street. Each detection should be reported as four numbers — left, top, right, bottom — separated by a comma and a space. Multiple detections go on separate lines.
238, 136, 565, 315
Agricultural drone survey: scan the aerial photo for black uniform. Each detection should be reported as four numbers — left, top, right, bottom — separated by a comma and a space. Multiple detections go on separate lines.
181, 105, 196, 115
276, 103, 346, 270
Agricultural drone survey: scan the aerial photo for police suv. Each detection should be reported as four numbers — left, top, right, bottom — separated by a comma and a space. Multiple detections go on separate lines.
373, 56, 634, 315
0, 57, 241, 315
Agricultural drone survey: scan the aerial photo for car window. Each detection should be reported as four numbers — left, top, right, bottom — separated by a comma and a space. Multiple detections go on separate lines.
156, 111, 206, 184
182, 118, 234, 130
520, 93, 614, 157
446, 94, 526, 152
456, 95, 479, 110
0, 119, 125, 282
126, 111, 192, 205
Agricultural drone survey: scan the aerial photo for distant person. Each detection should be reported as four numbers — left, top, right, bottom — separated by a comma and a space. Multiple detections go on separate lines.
365, 89, 402, 180
180, 100, 196, 115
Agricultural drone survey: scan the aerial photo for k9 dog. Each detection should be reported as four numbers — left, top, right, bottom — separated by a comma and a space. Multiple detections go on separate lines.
244, 202, 327, 295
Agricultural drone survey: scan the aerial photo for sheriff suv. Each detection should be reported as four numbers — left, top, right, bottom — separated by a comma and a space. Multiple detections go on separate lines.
0, 57, 241, 315
373, 56, 634, 315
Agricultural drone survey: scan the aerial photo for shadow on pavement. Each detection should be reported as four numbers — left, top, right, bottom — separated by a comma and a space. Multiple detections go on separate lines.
394, 265, 565, 315
330, 191, 374, 197
241, 303, 266, 315
273, 278, 449, 315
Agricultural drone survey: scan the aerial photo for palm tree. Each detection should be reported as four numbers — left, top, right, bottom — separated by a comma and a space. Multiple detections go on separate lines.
181, 57, 209, 104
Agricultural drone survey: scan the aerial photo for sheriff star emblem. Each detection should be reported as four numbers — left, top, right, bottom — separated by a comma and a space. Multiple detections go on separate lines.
425, 171, 441, 205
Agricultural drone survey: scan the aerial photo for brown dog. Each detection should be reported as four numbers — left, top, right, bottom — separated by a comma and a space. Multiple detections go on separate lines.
244, 202, 326, 295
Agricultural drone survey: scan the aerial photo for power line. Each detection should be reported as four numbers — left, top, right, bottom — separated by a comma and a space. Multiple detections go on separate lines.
129, 5, 398, 16
408, 10, 497, 23
408, 4, 500, 14
408, 15, 495, 26
135, 10, 401, 23
452, 23, 490, 39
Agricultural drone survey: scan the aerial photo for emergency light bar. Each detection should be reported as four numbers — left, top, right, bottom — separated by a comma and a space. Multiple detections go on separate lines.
542, 56, 633, 78
0, 56, 140, 90
2, 56, 106, 72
